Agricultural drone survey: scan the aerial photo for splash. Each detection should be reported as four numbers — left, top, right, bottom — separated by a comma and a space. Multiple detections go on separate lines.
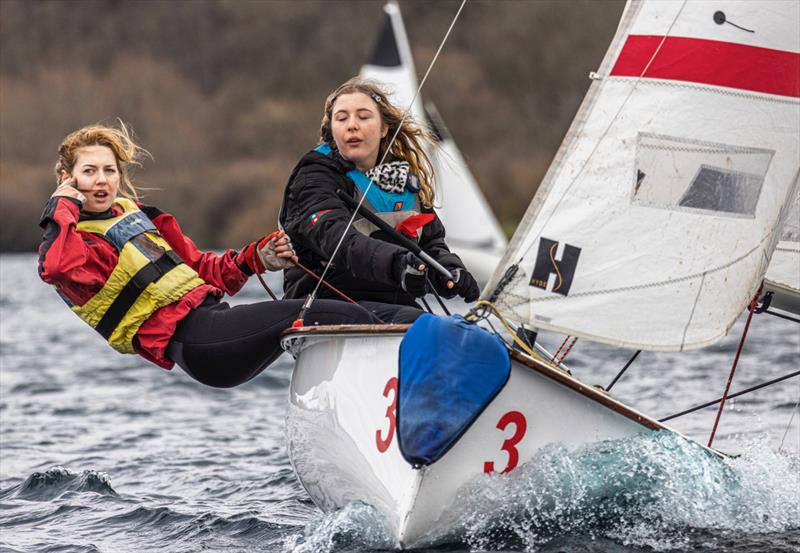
284, 501, 395, 553
452, 432, 800, 551
4, 466, 117, 501
288, 433, 798, 552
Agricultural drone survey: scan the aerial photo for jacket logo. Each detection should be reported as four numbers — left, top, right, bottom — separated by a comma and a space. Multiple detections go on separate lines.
309, 209, 331, 226
529, 238, 580, 296
393, 201, 404, 212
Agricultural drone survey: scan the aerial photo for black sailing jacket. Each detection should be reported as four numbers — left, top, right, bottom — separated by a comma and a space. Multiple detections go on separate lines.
279, 148, 466, 306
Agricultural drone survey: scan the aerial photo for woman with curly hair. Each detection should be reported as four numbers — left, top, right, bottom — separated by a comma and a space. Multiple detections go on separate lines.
279, 78, 479, 319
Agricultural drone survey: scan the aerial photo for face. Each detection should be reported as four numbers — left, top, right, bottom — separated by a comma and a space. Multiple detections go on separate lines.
331, 92, 388, 172
66, 145, 120, 213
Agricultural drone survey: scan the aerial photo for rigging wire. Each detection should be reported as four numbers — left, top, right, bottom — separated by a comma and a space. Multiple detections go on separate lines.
660, 369, 800, 423
606, 350, 641, 392
296, 0, 468, 324
778, 397, 799, 452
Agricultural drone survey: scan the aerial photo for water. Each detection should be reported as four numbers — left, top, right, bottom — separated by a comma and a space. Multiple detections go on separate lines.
1, 253, 798, 552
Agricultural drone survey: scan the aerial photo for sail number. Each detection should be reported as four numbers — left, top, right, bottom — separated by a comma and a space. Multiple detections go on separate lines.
375, 376, 398, 453
375, 377, 527, 473
484, 411, 527, 474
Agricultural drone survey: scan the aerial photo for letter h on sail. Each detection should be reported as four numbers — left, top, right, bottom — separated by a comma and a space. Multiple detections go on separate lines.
529, 238, 581, 296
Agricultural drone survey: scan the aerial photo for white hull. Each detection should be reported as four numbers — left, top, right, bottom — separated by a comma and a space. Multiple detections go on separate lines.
282, 325, 678, 548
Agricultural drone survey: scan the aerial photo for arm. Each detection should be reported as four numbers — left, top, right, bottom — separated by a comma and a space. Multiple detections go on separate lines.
284, 167, 407, 285
38, 195, 109, 288
140, 205, 250, 296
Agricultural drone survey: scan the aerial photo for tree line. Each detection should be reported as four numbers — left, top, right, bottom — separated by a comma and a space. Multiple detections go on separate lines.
0, 0, 624, 252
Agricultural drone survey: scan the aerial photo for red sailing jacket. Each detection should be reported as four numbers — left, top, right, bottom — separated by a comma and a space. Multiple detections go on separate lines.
38, 196, 258, 369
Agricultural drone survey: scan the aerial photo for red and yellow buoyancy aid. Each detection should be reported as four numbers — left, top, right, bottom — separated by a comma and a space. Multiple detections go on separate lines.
72, 198, 205, 353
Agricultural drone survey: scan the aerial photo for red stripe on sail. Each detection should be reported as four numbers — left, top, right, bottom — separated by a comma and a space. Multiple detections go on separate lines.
610, 35, 800, 98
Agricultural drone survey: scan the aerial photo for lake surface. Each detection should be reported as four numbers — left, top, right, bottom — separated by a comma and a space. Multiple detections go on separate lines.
1, 252, 798, 552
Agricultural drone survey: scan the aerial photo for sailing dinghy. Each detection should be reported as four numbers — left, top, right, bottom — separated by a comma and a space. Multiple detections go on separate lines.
359, 1, 507, 284
282, 0, 799, 548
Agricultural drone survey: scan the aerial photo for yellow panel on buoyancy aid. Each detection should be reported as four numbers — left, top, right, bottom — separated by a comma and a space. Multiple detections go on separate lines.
73, 198, 205, 354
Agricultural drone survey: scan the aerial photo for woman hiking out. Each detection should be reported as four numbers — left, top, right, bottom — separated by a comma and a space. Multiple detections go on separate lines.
38, 122, 403, 388
279, 77, 479, 320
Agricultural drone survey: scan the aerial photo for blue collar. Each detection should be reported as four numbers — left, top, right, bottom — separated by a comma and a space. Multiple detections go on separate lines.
315, 144, 415, 213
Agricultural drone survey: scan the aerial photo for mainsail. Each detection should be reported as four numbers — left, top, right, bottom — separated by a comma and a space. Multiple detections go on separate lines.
360, 1, 507, 283
486, 0, 800, 351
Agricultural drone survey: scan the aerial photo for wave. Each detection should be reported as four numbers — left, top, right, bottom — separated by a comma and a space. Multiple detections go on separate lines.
2, 467, 117, 501
290, 432, 800, 552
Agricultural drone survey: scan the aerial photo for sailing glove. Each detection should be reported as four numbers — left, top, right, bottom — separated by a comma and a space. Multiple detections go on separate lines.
238, 231, 296, 274
451, 268, 480, 302
433, 267, 480, 302
394, 251, 428, 298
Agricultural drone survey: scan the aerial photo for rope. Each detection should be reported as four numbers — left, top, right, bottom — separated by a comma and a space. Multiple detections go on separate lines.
554, 336, 578, 367
252, 249, 278, 301
425, 276, 452, 315
465, 300, 550, 363
419, 296, 433, 313
550, 335, 571, 363
466, 300, 536, 357
255, 270, 278, 301
292, 259, 386, 324
298, 0, 468, 322
707, 290, 760, 448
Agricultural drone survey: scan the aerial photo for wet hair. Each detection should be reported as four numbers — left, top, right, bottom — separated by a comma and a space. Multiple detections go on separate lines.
320, 77, 437, 208
54, 120, 149, 201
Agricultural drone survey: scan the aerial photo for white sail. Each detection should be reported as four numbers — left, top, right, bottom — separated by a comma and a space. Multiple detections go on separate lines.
359, 1, 425, 123
765, 188, 800, 313
486, 0, 800, 351
360, 1, 507, 283
425, 102, 508, 282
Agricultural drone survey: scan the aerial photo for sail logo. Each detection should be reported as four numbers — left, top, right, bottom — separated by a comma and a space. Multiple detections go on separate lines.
529, 238, 581, 296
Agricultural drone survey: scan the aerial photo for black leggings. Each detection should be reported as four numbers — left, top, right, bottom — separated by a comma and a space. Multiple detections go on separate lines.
168, 298, 420, 388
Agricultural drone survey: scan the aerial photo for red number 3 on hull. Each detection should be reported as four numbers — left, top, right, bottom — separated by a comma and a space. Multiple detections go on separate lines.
376, 376, 398, 453
484, 410, 527, 474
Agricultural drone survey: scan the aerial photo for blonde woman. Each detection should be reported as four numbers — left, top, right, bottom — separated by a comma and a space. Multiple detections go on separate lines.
38, 123, 398, 387
280, 78, 479, 316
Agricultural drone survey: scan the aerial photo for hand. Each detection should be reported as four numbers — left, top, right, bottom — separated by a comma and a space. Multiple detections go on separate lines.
394, 251, 428, 298
432, 267, 458, 299
257, 230, 297, 271
51, 177, 86, 205
240, 230, 297, 274
434, 267, 480, 302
